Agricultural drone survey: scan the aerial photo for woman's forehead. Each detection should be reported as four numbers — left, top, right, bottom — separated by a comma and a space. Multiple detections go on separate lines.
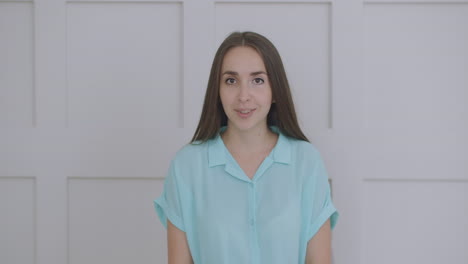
221, 46, 266, 73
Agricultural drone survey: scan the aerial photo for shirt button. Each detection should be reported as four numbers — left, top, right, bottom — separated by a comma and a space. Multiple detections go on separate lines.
250, 219, 255, 226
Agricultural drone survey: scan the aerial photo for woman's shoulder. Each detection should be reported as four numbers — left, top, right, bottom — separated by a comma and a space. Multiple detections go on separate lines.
287, 138, 328, 185
282, 137, 324, 172
171, 138, 213, 164
287, 137, 321, 158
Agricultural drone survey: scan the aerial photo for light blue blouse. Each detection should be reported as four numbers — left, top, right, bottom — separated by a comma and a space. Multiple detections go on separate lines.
154, 127, 338, 264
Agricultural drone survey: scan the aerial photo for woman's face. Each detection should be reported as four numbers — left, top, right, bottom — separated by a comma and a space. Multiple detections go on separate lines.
219, 46, 273, 134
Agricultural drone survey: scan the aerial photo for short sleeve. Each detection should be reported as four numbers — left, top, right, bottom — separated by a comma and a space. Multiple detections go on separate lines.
304, 152, 339, 241
153, 160, 186, 232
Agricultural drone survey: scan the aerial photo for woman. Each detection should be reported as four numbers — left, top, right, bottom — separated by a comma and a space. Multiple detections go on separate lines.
154, 31, 338, 264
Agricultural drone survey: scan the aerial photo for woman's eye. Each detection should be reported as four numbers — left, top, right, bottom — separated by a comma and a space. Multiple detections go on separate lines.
225, 78, 236, 85
253, 78, 264, 85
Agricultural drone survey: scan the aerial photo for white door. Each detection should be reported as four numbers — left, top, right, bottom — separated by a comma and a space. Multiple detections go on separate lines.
1, 1, 467, 264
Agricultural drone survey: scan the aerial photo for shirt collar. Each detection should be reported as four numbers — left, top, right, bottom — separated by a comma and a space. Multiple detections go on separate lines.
208, 126, 291, 167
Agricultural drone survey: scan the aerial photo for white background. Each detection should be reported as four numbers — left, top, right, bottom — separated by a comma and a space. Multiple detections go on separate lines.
1, 0, 467, 263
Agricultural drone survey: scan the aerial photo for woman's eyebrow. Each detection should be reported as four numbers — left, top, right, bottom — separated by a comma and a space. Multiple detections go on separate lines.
222, 71, 238, 76
250, 71, 267, 76
221, 71, 267, 76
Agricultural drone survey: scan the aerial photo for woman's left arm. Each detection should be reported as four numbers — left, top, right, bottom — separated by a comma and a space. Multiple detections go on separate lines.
305, 219, 332, 264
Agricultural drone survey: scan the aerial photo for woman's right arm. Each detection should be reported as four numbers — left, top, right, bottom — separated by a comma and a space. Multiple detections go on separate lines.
167, 219, 194, 264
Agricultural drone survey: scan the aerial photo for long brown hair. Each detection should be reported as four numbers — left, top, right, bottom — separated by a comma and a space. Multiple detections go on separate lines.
191, 31, 308, 143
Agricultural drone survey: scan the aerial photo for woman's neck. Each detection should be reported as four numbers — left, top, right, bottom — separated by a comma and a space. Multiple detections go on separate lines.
221, 125, 278, 155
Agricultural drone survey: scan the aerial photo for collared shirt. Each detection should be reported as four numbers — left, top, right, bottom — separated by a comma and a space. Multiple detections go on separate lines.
153, 127, 338, 264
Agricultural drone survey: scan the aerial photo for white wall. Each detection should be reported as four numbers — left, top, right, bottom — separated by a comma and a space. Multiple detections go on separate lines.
1, 0, 467, 263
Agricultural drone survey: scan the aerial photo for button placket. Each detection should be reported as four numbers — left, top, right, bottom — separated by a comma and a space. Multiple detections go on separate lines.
248, 182, 255, 227
248, 182, 260, 263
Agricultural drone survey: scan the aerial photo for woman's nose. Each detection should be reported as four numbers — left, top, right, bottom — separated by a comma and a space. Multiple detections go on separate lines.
238, 82, 250, 102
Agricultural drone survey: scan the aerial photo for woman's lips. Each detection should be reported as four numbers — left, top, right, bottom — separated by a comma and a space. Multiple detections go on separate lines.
235, 108, 256, 118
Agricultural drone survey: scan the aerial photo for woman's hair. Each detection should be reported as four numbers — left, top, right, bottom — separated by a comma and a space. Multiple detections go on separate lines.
190, 31, 308, 143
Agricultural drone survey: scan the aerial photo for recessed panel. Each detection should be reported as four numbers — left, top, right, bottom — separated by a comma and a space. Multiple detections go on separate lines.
67, 127, 186, 178
363, 180, 468, 264
0, 129, 35, 176
0, 177, 35, 264
0, 2, 34, 127
67, 2, 182, 128
68, 177, 166, 264
216, 3, 331, 133
363, 4, 468, 180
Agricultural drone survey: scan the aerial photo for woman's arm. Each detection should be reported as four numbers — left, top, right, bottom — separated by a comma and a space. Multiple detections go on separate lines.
305, 219, 332, 264
167, 219, 194, 264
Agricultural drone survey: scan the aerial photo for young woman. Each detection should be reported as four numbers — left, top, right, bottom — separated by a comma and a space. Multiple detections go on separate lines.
154, 31, 338, 264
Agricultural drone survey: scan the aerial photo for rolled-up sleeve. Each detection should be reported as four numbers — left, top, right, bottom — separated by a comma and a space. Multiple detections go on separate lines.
153, 160, 186, 232
304, 153, 338, 242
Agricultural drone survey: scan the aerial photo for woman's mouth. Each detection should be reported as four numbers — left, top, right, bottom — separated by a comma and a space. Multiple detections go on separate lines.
236, 109, 256, 118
